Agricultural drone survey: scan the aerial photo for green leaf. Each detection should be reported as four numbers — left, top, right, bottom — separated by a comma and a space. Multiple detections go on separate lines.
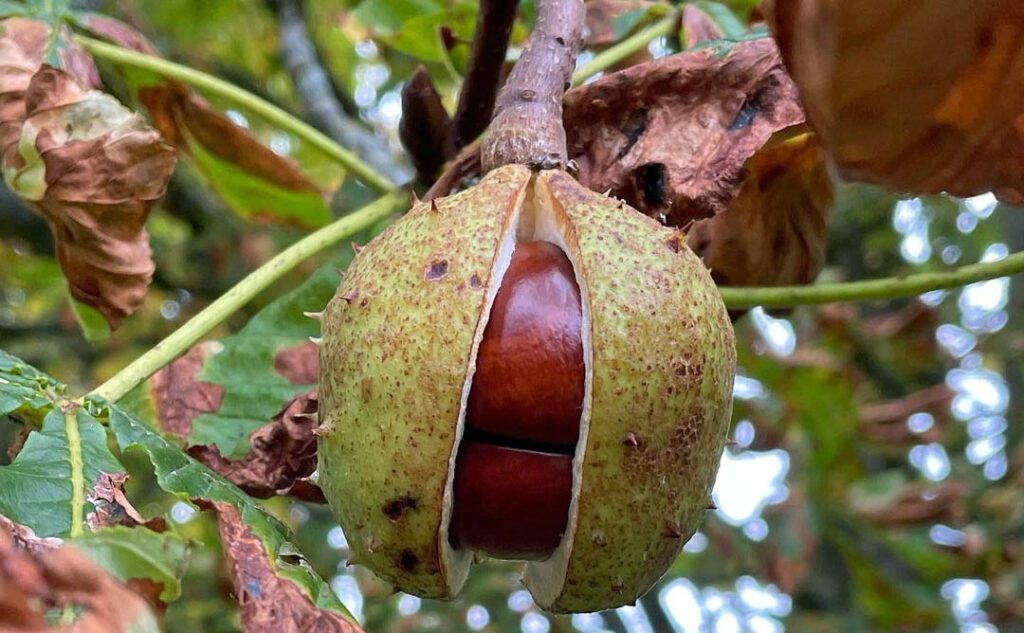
73, 525, 190, 602
0, 1, 29, 18
693, 1, 748, 40
612, 8, 652, 40
69, 292, 112, 342
0, 349, 63, 419
186, 252, 351, 456
102, 404, 353, 618
351, 0, 443, 36
390, 3, 477, 64
179, 125, 332, 228
27, 0, 71, 21
0, 352, 124, 538
0, 407, 123, 537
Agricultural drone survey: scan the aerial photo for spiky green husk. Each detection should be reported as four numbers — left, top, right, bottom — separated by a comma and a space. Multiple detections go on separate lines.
317, 165, 531, 598
318, 167, 736, 611
523, 171, 736, 612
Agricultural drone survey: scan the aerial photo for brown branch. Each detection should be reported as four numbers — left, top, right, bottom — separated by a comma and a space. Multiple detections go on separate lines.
399, 66, 451, 184
450, 0, 520, 154
481, 0, 584, 171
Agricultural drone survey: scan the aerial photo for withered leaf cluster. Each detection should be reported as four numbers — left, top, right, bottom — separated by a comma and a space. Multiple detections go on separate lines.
206, 503, 361, 633
0, 18, 175, 328
769, 0, 1024, 202
0, 515, 159, 633
147, 341, 323, 502
565, 37, 806, 227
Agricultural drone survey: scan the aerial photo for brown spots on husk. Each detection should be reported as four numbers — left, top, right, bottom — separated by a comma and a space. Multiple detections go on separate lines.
398, 549, 419, 572
382, 494, 419, 521
424, 259, 449, 280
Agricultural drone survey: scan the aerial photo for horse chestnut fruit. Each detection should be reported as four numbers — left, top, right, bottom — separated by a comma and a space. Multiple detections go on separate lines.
318, 165, 736, 612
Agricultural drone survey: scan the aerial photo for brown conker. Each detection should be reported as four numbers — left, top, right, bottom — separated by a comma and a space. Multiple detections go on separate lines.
467, 240, 584, 445
450, 442, 573, 561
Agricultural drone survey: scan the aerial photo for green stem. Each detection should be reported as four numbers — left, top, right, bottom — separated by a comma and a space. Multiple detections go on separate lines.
571, 14, 676, 86
88, 192, 406, 403
719, 251, 1024, 310
75, 35, 395, 194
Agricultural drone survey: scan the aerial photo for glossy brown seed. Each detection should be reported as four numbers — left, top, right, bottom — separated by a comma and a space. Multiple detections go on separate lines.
450, 442, 573, 560
467, 240, 584, 445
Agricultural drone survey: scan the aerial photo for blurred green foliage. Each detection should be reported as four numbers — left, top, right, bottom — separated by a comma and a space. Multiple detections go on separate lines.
1, 1, 1022, 632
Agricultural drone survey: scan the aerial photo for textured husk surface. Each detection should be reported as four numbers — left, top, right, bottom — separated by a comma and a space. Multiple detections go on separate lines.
525, 171, 736, 612
317, 165, 531, 598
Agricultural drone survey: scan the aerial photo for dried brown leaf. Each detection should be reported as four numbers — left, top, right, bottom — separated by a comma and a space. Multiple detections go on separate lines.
686, 132, 832, 292
149, 341, 225, 437
207, 502, 361, 632
86, 472, 167, 532
0, 19, 98, 152
274, 340, 319, 385
0, 514, 159, 633
0, 62, 175, 327
188, 390, 324, 502
137, 81, 318, 195
770, 1, 1024, 202
564, 37, 805, 227
84, 14, 324, 219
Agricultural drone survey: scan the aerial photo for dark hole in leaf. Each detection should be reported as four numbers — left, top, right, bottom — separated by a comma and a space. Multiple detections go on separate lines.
634, 162, 667, 208
729, 97, 760, 130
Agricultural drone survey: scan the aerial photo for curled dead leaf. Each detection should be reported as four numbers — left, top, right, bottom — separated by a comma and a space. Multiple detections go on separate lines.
188, 390, 324, 502
206, 502, 361, 632
0, 19, 100, 153
687, 132, 833, 295
86, 472, 167, 532
0, 514, 159, 633
83, 14, 327, 226
564, 36, 805, 227
137, 82, 319, 197
769, 1, 1024, 202
0, 20, 177, 329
